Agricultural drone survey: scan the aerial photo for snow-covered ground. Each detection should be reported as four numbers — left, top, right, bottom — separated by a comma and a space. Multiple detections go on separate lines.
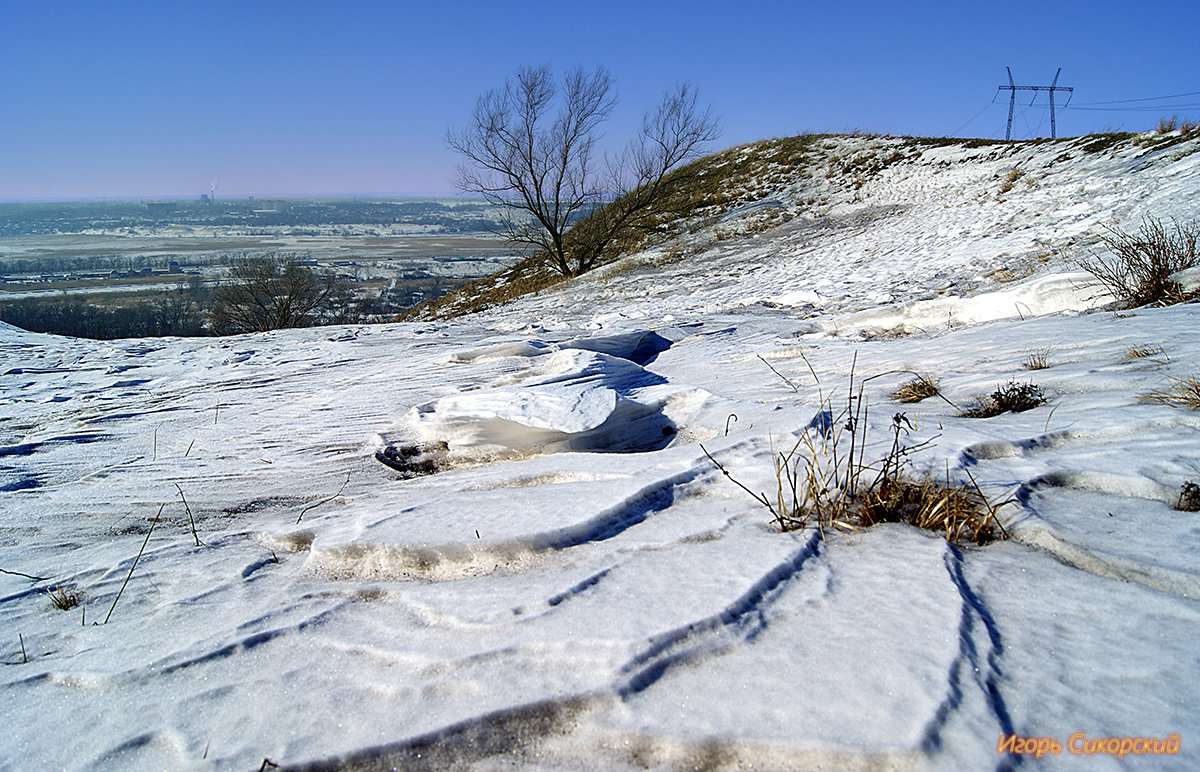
3, 132, 1199, 771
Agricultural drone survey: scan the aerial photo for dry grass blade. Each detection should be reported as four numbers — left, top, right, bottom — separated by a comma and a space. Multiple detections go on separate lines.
296, 472, 352, 525
756, 354, 800, 392
1, 567, 50, 582
103, 503, 164, 625
175, 484, 203, 547
701, 444, 783, 527
1139, 376, 1200, 410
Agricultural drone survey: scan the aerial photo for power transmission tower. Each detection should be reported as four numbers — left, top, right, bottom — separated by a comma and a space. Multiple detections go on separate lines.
998, 67, 1074, 140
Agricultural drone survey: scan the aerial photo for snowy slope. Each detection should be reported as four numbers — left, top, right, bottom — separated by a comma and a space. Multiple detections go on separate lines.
2, 132, 1199, 771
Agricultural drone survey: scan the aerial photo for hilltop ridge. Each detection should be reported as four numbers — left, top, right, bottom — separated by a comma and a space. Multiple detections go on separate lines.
415, 130, 1200, 325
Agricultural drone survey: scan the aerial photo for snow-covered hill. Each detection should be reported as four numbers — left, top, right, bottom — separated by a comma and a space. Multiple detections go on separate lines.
3, 132, 1199, 771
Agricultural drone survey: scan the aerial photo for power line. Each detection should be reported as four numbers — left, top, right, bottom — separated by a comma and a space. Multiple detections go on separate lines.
1063, 104, 1200, 113
1071, 90, 1200, 106
951, 102, 998, 136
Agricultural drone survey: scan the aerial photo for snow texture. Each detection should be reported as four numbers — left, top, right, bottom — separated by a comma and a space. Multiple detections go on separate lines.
3, 132, 1200, 771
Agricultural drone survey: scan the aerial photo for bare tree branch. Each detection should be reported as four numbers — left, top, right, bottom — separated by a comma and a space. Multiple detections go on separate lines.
208, 255, 342, 334
447, 67, 719, 277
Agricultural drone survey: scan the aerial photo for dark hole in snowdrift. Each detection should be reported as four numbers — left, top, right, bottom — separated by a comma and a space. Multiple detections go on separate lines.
375, 441, 450, 477
560, 330, 672, 366
626, 332, 672, 366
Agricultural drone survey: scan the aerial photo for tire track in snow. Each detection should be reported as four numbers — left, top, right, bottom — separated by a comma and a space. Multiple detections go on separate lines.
616, 530, 823, 698
1007, 476, 1200, 601
919, 542, 1019, 771
960, 418, 1200, 600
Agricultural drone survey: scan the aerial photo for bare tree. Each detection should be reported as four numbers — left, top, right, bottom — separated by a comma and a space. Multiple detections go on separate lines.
447, 65, 719, 277
209, 255, 335, 334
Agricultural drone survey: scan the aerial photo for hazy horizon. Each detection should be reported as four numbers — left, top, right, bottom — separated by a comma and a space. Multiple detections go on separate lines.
3, 1, 1198, 201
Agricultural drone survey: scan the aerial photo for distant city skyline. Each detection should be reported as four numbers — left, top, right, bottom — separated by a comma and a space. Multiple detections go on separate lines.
2, 0, 1198, 201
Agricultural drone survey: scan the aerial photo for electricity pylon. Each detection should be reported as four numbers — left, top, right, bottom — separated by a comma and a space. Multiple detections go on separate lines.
999, 67, 1074, 140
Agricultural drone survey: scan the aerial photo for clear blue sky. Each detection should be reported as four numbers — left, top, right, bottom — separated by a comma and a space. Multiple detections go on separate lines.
2, 0, 1197, 201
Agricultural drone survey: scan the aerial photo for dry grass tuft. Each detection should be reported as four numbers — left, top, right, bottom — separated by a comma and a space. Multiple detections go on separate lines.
1076, 133, 1136, 154
1139, 376, 1200, 410
890, 375, 940, 403
1125, 343, 1167, 360
962, 381, 1047, 418
854, 475, 1003, 544
704, 368, 1006, 545
769, 411, 1005, 544
1157, 115, 1179, 134
1023, 348, 1053, 370
47, 585, 83, 611
998, 167, 1023, 195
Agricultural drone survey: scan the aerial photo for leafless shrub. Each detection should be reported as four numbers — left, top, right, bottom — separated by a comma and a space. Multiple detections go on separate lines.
1077, 217, 1200, 307
962, 381, 1047, 418
209, 255, 342, 333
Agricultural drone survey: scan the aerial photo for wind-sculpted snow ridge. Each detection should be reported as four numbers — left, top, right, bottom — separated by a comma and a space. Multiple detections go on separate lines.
373, 330, 711, 471
957, 408, 1200, 600
300, 455, 714, 581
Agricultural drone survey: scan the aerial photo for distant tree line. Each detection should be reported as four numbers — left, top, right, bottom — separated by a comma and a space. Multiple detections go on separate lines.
0, 287, 207, 339
2, 253, 208, 276
0, 255, 453, 339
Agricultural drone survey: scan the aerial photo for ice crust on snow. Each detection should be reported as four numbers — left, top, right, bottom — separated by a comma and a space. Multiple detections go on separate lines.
3, 133, 1200, 771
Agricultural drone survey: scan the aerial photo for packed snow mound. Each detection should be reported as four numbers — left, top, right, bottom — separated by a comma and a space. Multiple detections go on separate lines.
827, 271, 1114, 336
446, 329, 672, 366
375, 337, 716, 468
